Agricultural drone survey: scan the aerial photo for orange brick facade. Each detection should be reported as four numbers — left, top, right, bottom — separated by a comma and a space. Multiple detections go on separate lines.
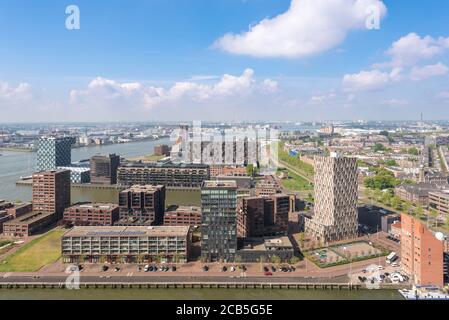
401, 214, 444, 288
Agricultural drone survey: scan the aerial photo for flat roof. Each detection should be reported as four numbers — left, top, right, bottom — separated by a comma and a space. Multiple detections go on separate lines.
5, 211, 55, 225
202, 180, 237, 189
63, 226, 190, 238
68, 203, 118, 210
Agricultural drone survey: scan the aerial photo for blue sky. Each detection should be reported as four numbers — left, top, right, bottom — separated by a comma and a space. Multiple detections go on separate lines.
1, 0, 449, 122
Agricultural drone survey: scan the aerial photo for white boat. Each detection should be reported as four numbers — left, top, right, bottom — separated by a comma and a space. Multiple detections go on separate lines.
399, 287, 449, 300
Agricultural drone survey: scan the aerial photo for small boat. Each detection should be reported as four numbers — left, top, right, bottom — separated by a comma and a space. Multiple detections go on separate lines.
399, 286, 449, 300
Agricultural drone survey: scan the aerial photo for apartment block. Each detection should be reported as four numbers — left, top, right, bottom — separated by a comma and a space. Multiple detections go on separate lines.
401, 214, 444, 288
117, 162, 210, 188
32, 170, 71, 218
164, 205, 201, 227
61, 226, 191, 264
36, 136, 75, 172
64, 203, 119, 226
201, 180, 238, 262
118, 185, 165, 225
90, 154, 120, 185
305, 154, 358, 243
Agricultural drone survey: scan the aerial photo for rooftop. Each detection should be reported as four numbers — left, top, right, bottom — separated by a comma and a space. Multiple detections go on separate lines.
202, 180, 238, 189
4, 211, 55, 226
63, 225, 191, 238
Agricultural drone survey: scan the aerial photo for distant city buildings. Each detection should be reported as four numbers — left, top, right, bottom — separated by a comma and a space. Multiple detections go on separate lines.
118, 185, 165, 225
201, 180, 238, 262
90, 154, 120, 185
401, 214, 444, 288
36, 136, 75, 172
305, 154, 358, 243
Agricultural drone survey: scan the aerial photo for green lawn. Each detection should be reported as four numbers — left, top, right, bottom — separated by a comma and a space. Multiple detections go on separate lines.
280, 170, 313, 191
0, 229, 65, 272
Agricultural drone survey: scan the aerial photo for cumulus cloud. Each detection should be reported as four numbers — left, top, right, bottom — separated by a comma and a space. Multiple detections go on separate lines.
0, 81, 33, 102
309, 91, 337, 103
410, 63, 449, 81
214, 0, 387, 58
342, 69, 400, 92
382, 33, 449, 68
70, 69, 278, 108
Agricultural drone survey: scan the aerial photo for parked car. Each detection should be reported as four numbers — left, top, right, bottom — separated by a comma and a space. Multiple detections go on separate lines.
143, 265, 150, 272
102, 265, 109, 272
203, 265, 209, 272
222, 266, 228, 272
263, 266, 269, 272
171, 266, 177, 272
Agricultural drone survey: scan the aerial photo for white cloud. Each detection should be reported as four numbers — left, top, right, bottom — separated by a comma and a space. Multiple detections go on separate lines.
382, 98, 409, 106
436, 91, 449, 100
378, 33, 449, 68
410, 63, 449, 81
0, 81, 33, 102
214, 0, 387, 58
70, 69, 278, 108
342, 69, 399, 92
309, 91, 337, 103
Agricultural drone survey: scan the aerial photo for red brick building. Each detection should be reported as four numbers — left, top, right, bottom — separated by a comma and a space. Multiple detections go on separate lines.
164, 205, 201, 227
401, 214, 444, 287
64, 203, 119, 226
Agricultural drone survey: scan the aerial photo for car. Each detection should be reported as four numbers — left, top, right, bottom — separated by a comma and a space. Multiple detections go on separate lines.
203, 265, 209, 272
230, 266, 236, 272
171, 266, 177, 272
263, 266, 269, 272
114, 267, 120, 272
271, 266, 276, 272
143, 265, 150, 272
222, 266, 228, 272
102, 265, 109, 272
264, 272, 273, 276
290, 266, 296, 271
391, 262, 399, 267
151, 266, 157, 272
241, 265, 247, 272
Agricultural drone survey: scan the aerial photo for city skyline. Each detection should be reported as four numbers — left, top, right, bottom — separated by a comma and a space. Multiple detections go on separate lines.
0, 0, 448, 122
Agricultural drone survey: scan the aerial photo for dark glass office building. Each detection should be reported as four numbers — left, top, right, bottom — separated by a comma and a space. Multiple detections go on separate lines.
201, 180, 237, 262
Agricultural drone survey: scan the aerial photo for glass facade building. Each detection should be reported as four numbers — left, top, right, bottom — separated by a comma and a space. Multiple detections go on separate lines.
36, 136, 76, 172
201, 180, 237, 262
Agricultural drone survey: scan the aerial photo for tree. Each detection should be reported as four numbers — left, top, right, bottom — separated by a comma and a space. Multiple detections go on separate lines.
428, 208, 439, 227
408, 147, 419, 156
270, 255, 281, 264
289, 256, 300, 265
414, 205, 425, 219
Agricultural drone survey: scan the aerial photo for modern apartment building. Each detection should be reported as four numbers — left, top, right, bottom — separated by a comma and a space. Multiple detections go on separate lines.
32, 170, 71, 218
164, 205, 201, 227
61, 226, 191, 264
201, 180, 238, 262
36, 136, 75, 172
237, 194, 294, 238
429, 190, 449, 216
401, 214, 444, 288
3, 211, 57, 237
63, 203, 120, 226
118, 185, 165, 225
117, 162, 210, 188
154, 144, 170, 156
90, 154, 120, 185
305, 154, 358, 243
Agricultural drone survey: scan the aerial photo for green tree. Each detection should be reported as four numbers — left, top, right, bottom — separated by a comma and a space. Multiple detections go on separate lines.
408, 147, 419, 156
428, 208, 439, 227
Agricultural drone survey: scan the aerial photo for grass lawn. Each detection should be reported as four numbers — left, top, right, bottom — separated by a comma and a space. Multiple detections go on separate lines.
280, 170, 313, 191
0, 229, 65, 272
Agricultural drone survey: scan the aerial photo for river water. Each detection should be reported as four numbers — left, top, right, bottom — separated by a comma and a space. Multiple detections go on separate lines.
0, 288, 402, 300
0, 138, 171, 202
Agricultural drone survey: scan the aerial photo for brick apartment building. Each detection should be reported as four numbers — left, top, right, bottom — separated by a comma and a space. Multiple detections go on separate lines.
63, 203, 120, 226
90, 154, 120, 185
32, 170, 71, 218
164, 205, 201, 226
401, 214, 444, 288
237, 194, 295, 238
118, 185, 165, 225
